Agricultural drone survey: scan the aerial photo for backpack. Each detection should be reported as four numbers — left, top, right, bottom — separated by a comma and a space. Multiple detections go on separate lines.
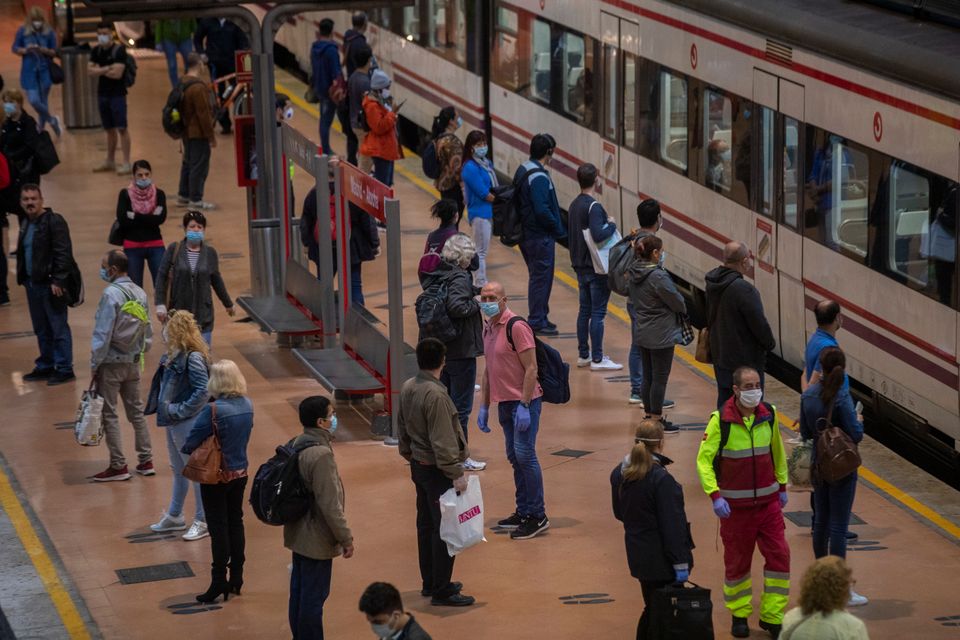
249, 441, 321, 526
506, 316, 570, 404
497, 166, 545, 247
607, 232, 639, 296
161, 79, 195, 140
109, 284, 150, 364
712, 402, 775, 482
416, 280, 458, 343
814, 397, 861, 483
421, 133, 453, 180
114, 45, 137, 88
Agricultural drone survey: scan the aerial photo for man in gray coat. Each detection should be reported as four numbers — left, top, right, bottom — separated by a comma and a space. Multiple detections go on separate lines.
90, 249, 153, 482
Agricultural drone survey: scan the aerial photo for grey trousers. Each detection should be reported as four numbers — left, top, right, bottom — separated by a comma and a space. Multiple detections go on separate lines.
98, 362, 151, 469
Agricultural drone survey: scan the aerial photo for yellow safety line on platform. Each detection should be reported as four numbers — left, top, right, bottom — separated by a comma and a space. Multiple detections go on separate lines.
0, 466, 90, 639
280, 77, 960, 543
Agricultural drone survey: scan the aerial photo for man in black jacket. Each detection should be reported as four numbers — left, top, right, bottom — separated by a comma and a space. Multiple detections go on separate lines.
194, 17, 249, 134
16, 184, 75, 384
704, 241, 776, 408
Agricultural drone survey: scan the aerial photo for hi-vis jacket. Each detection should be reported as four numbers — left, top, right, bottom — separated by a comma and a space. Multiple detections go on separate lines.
696, 399, 788, 507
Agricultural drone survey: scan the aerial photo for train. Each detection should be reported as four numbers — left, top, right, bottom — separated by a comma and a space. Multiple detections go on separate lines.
264, 0, 960, 486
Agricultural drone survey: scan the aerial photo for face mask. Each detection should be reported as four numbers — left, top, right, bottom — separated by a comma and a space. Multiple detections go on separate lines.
370, 622, 392, 638
473, 146, 488, 159
186, 230, 204, 244
480, 301, 500, 317
99, 267, 112, 283
97, 34, 111, 45
720, 150, 732, 163
135, 178, 152, 189
658, 250, 666, 267
456, 116, 463, 128
738, 388, 763, 408
284, 107, 294, 121
327, 415, 338, 434
3, 103, 15, 116
32, 21, 43, 31
380, 88, 391, 99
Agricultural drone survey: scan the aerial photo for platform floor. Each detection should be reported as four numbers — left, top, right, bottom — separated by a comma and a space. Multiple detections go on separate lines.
1, 7, 959, 639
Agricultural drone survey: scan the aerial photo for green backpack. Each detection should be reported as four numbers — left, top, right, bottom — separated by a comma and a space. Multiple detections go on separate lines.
110, 283, 150, 369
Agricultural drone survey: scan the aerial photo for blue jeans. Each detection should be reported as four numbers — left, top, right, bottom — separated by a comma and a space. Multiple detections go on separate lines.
813, 471, 858, 559
441, 357, 477, 442
289, 553, 332, 640
576, 270, 611, 361
497, 398, 545, 518
159, 39, 192, 88
627, 302, 642, 395
164, 419, 205, 522
519, 234, 555, 329
25, 281, 73, 372
372, 157, 394, 187
124, 246, 165, 288
25, 86, 53, 131
319, 97, 337, 156
350, 263, 365, 306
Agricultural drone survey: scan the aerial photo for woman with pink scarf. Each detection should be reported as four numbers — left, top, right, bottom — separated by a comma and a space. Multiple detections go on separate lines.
115, 159, 168, 287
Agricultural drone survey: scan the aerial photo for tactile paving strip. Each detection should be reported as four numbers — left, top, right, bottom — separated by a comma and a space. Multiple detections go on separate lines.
115, 561, 194, 585
783, 511, 866, 528
551, 449, 593, 458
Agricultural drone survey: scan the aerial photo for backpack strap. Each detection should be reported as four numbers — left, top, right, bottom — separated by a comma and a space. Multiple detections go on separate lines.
505, 315, 528, 352
712, 411, 731, 481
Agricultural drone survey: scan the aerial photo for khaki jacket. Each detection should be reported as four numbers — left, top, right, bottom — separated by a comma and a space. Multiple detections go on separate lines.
398, 372, 467, 480
283, 428, 353, 560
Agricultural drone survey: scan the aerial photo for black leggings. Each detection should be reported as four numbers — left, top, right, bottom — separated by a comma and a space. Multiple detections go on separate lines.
200, 476, 247, 581
639, 346, 675, 415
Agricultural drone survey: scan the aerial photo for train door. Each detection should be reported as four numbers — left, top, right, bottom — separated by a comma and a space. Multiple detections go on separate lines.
600, 12, 640, 230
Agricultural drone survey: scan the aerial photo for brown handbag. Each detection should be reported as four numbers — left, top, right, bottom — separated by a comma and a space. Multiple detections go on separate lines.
695, 326, 712, 364
182, 403, 223, 485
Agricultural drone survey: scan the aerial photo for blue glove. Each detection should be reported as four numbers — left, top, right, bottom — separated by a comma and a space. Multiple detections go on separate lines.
712, 497, 731, 519
779, 491, 788, 508
674, 568, 689, 584
478, 406, 490, 433
515, 403, 531, 432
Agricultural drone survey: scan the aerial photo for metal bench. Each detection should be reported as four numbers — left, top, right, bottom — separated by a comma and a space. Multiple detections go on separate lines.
236, 260, 326, 336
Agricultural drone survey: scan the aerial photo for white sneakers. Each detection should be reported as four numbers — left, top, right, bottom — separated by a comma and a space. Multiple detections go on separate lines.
150, 512, 186, 533
183, 521, 209, 541
576, 357, 591, 368
848, 589, 869, 607
590, 357, 623, 371
463, 458, 487, 471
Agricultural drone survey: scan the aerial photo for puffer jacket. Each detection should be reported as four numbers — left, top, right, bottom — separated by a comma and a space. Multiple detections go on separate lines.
360, 95, 402, 161
145, 350, 210, 427
419, 261, 482, 360
627, 261, 686, 349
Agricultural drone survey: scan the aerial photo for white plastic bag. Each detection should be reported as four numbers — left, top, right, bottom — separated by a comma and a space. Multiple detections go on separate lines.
74, 388, 104, 446
582, 202, 622, 276
439, 475, 486, 557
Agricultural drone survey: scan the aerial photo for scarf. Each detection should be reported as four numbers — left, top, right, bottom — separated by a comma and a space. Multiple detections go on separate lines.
128, 182, 158, 215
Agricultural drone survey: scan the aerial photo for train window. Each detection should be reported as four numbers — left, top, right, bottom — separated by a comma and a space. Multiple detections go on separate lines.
702, 88, 752, 208
759, 107, 774, 217
883, 163, 957, 307
623, 53, 637, 149
425, 0, 467, 67
659, 70, 687, 171
531, 19, 552, 104
562, 32, 589, 123
803, 130, 870, 260
402, 6, 420, 43
602, 44, 618, 140
492, 6, 522, 92
783, 117, 800, 228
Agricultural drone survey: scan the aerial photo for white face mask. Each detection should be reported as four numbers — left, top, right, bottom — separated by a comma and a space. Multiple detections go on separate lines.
32, 21, 43, 31
284, 107, 294, 121
97, 33, 111, 45
738, 388, 763, 408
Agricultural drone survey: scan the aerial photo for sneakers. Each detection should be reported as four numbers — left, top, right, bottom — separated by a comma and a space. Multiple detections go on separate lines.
50, 115, 62, 138
510, 515, 550, 540
92, 466, 131, 482
150, 511, 187, 532
92, 161, 115, 173
22, 367, 54, 381
463, 458, 487, 471
176, 196, 190, 206
422, 581, 461, 597
430, 593, 475, 607
534, 326, 559, 336
497, 513, 523, 530
135, 461, 156, 476
115, 163, 133, 175
188, 201, 216, 210
848, 589, 869, 607
660, 418, 680, 435
629, 393, 643, 405
590, 356, 623, 371
576, 357, 591, 368
731, 616, 750, 638
759, 619, 781, 639
183, 521, 209, 541
47, 370, 76, 386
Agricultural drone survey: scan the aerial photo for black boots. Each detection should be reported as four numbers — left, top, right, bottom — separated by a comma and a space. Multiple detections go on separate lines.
196, 569, 230, 604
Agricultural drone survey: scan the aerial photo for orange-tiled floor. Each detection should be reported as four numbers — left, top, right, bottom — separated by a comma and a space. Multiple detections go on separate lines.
1, 7, 959, 640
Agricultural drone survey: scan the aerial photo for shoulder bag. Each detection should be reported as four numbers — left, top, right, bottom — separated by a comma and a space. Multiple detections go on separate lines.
695, 283, 730, 364
182, 403, 224, 484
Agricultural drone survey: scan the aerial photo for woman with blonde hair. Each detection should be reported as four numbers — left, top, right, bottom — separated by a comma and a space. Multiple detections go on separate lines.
144, 310, 210, 541
183, 360, 254, 603
781, 557, 869, 639
12, 7, 61, 136
611, 419, 694, 639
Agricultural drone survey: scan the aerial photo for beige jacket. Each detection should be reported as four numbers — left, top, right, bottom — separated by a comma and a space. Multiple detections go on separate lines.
398, 371, 468, 480
283, 428, 353, 560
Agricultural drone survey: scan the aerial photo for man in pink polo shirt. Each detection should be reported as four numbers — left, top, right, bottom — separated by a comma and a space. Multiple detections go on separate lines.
477, 281, 550, 540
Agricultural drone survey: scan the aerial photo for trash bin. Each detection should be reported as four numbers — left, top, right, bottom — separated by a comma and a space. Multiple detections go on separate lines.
249, 218, 283, 297
61, 46, 100, 129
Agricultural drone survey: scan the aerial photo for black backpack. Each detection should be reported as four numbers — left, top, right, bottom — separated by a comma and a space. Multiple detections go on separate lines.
161, 79, 194, 140
497, 166, 545, 247
113, 45, 137, 88
607, 232, 640, 296
249, 441, 320, 526
416, 280, 458, 343
506, 316, 570, 404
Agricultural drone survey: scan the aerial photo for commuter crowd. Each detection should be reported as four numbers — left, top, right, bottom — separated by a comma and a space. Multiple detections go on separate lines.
0, 8, 875, 640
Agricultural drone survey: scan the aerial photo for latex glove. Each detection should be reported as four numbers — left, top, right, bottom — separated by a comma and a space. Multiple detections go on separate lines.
153, 206, 164, 216
477, 406, 490, 433
515, 403, 531, 432
674, 568, 689, 584
126, 210, 135, 219
712, 497, 731, 519
779, 491, 788, 508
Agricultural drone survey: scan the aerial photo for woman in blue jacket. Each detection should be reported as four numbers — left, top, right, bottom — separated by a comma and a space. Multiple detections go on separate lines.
145, 310, 211, 542
12, 8, 60, 136
800, 346, 866, 607
183, 359, 254, 603
460, 130, 497, 287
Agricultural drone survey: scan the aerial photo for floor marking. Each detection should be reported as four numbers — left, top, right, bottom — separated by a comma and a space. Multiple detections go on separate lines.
0, 466, 90, 639
278, 73, 960, 544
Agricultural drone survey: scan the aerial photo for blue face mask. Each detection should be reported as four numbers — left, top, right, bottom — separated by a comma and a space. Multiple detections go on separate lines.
658, 250, 666, 267
328, 415, 338, 434
99, 267, 112, 282
186, 230, 204, 244
456, 116, 463, 128
480, 301, 500, 317
474, 146, 488, 159
135, 178, 152, 189
3, 103, 15, 116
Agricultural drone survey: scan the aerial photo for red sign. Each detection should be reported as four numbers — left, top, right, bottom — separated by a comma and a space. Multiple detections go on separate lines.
340, 162, 395, 223
235, 50, 253, 83
458, 505, 481, 524
873, 111, 883, 142
690, 43, 698, 69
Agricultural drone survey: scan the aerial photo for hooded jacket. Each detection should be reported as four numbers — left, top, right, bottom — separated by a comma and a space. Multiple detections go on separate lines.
310, 39, 342, 97
360, 94, 402, 161
418, 261, 483, 360
342, 29, 369, 77
704, 266, 776, 370
627, 261, 686, 349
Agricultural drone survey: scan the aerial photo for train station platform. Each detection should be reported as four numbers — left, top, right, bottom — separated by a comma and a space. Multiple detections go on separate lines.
1, 6, 959, 639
